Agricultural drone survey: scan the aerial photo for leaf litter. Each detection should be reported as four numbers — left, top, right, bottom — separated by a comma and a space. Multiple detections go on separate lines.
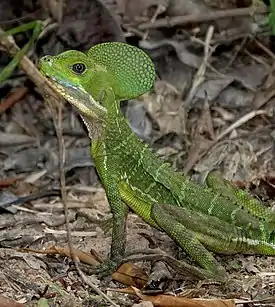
0, 0, 275, 306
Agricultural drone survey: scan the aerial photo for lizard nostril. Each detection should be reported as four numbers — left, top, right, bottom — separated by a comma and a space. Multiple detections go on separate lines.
41, 56, 52, 63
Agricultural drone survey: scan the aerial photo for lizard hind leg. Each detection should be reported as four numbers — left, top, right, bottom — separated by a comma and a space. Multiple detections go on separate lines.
206, 170, 275, 228
118, 180, 227, 280
151, 203, 227, 280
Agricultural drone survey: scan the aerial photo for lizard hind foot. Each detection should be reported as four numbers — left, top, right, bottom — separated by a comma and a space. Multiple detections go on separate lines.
85, 259, 120, 278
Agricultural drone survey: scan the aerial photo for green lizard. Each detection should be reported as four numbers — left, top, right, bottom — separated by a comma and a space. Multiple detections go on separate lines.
38, 42, 275, 281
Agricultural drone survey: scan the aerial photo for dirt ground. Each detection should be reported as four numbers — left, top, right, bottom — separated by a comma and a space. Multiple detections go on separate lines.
1, 0, 275, 306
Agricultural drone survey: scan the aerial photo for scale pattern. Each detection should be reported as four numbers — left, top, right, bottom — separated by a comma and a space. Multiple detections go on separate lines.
88, 42, 155, 99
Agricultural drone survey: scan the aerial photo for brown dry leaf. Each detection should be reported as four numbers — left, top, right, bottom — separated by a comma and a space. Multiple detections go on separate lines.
0, 296, 26, 307
0, 177, 22, 188
133, 287, 236, 307
112, 263, 148, 288
145, 81, 184, 135
19, 245, 100, 266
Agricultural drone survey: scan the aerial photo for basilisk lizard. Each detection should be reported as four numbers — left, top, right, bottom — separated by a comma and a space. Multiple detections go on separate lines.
39, 42, 275, 281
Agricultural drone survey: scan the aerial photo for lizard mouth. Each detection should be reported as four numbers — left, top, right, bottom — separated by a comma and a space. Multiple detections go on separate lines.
43, 75, 107, 119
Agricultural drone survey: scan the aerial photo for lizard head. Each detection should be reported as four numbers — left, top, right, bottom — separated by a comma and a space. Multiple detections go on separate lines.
39, 50, 108, 119
39, 42, 155, 120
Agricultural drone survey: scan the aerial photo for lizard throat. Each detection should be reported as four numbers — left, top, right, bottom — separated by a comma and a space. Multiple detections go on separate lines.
44, 77, 105, 140
45, 76, 107, 119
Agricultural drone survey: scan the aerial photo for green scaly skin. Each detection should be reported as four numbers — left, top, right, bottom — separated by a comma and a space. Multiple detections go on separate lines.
39, 42, 275, 281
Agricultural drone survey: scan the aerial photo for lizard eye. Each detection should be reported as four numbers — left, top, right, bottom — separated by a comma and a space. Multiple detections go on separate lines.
71, 63, 86, 74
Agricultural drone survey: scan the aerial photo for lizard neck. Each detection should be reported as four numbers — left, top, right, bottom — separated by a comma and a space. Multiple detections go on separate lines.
105, 111, 130, 140
102, 97, 134, 143
80, 115, 103, 140
80, 87, 133, 143
80, 105, 129, 142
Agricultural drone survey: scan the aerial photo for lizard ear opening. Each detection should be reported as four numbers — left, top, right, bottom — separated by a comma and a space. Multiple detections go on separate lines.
88, 42, 155, 100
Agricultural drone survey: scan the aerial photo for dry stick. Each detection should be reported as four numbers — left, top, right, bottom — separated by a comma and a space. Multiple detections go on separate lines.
181, 25, 214, 139
0, 26, 119, 307
215, 109, 268, 142
142, 4, 166, 41
0, 27, 64, 109
253, 37, 275, 61
138, 6, 268, 30
184, 25, 214, 111
224, 36, 248, 71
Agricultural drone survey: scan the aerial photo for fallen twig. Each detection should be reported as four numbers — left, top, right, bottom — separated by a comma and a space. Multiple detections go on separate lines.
138, 7, 268, 30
